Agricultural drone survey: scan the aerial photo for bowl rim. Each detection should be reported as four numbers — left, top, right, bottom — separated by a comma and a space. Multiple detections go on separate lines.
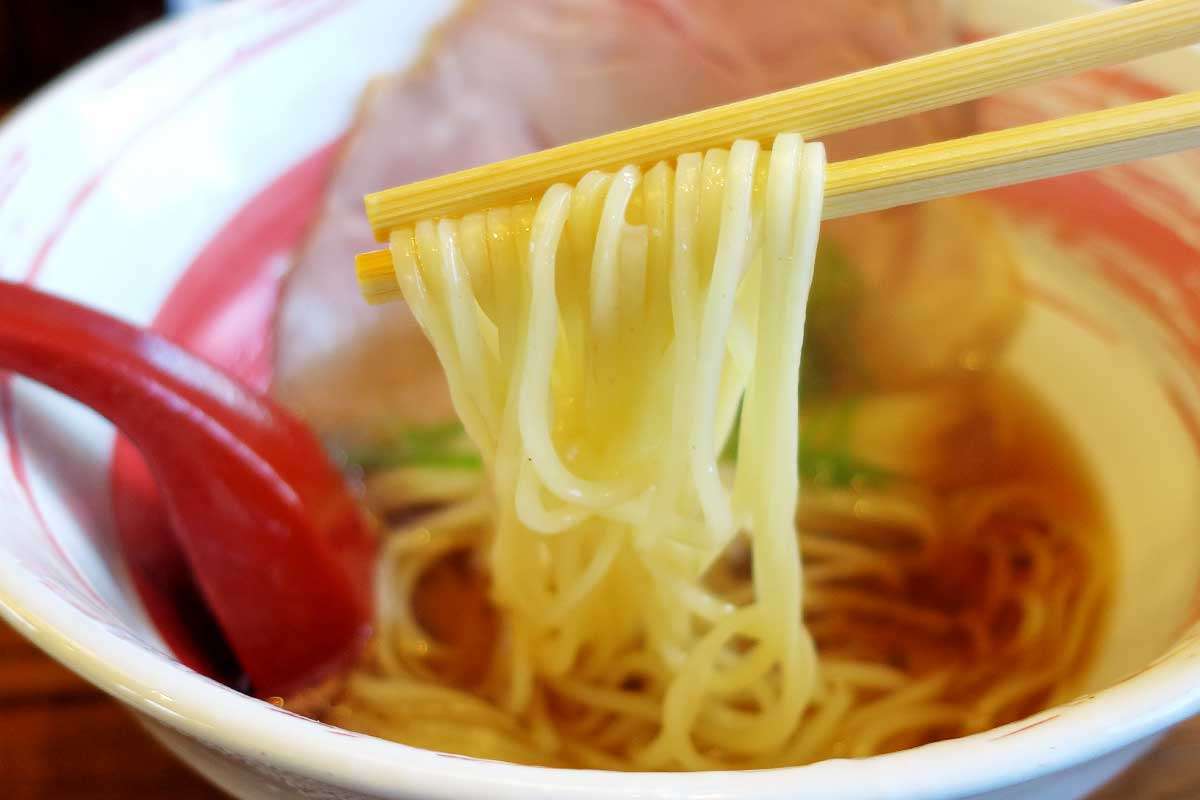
8, 551, 1200, 800
2, 2, 1200, 797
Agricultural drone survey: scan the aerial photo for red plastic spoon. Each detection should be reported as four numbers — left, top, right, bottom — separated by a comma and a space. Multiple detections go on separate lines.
0, 281, 376, 699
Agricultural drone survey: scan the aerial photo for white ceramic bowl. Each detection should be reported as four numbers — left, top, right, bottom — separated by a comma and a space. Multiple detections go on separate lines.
3, 1, 1200, 798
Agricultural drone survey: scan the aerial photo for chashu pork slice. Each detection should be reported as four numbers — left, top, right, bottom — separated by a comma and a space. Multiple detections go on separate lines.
272, 0, 972, 447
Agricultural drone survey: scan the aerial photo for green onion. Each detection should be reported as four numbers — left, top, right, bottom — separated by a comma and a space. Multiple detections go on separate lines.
721, 400, 896, 489
801, 238, 863, 397
347, 422, 483, 471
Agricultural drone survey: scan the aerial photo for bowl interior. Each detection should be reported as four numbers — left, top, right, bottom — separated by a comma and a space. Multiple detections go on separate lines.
2, 1, 1200, 798
0, 0, 454, 644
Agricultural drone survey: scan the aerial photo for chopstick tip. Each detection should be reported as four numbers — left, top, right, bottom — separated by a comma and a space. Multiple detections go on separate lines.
356, 249, 402, 304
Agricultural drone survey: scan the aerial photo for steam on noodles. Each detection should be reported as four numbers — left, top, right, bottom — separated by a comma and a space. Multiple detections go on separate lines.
327, 135, 1110, 769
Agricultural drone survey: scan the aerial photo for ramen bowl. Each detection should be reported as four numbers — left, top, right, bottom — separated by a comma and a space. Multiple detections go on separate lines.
2, 1, 1199, 798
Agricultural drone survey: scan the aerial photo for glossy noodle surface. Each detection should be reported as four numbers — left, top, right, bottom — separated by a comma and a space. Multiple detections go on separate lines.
327, 137, 1111, 769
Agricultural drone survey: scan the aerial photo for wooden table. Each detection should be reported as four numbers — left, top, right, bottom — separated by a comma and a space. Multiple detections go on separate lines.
0, 621, 219, 799
2, 618, 1196, 799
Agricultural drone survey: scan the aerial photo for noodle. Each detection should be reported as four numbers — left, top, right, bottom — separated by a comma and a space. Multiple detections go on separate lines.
328, 134, 1111, 769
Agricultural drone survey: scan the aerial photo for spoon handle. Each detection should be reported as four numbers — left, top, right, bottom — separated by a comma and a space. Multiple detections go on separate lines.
0, 281, 374, 698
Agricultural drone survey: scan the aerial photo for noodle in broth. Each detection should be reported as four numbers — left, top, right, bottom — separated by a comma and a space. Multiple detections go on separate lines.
327, 135, 1111, 769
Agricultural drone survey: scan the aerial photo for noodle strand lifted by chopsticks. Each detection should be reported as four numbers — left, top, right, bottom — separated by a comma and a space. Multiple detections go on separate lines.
328, 135, 1109, 769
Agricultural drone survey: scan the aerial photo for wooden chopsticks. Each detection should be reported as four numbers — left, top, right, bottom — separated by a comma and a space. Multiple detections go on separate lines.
362, 0, 1200, 239
356, 0, 1200, 303
821, 89, 1200, 220
355, 90, 1200, 304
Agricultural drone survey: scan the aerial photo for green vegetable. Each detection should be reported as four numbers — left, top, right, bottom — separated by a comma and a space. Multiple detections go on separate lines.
347, 422, 483, 471
801, 238, 863, 398
720, 239, 894, 489
721, 399, 896, 490
797, 440, 895, 488
355, 411, 892, 489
